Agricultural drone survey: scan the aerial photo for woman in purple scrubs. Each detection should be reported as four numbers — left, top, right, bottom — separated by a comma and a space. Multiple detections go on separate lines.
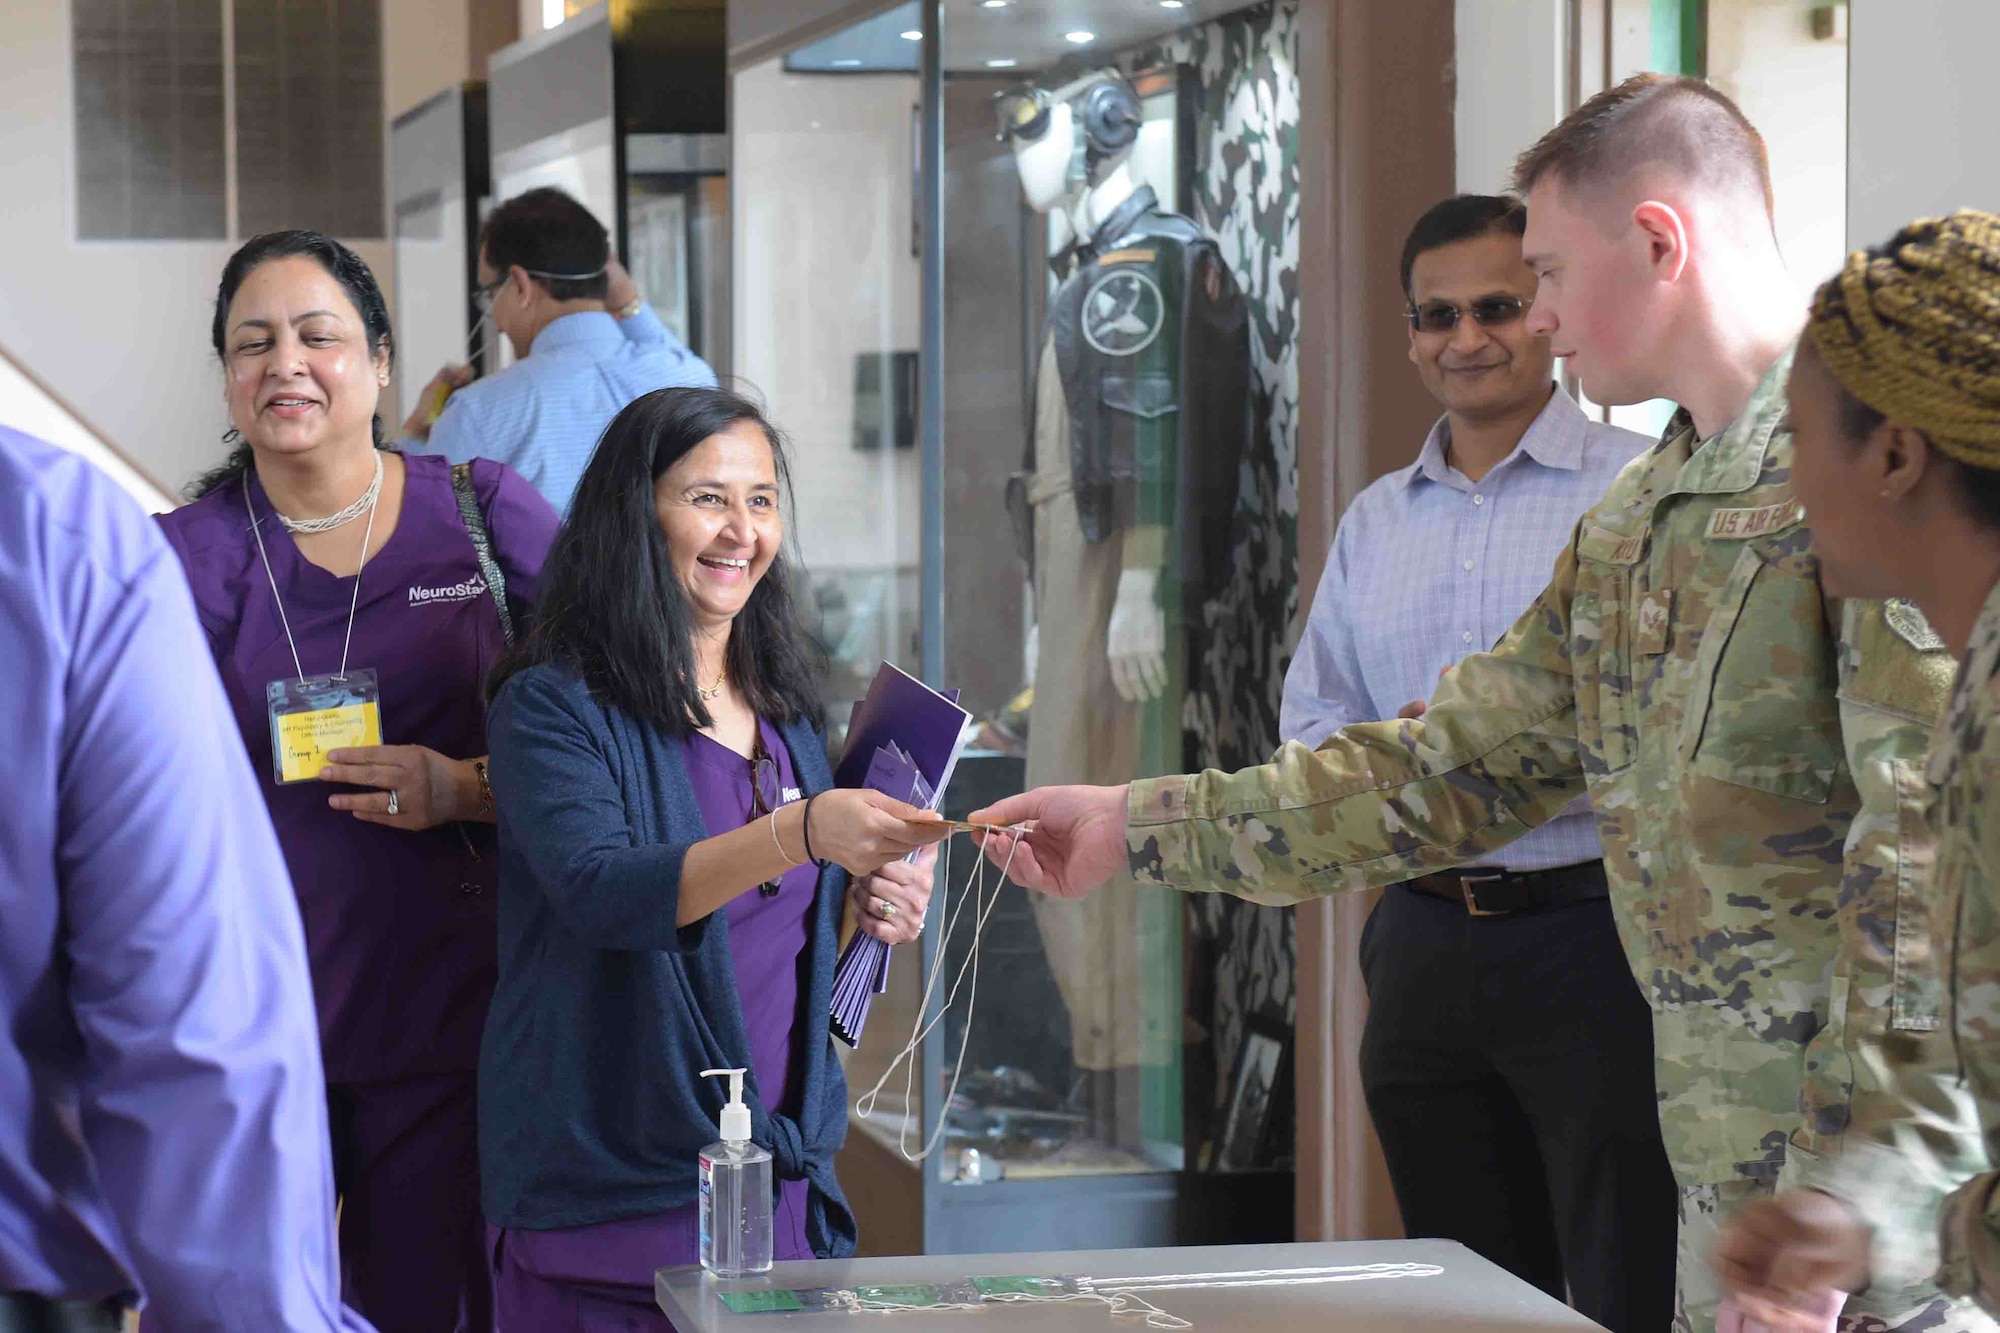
482, 387, 944, 1329
156, 230, 559, 1333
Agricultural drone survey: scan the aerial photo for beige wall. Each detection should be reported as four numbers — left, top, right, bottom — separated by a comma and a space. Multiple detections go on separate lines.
1454, 0, 1564, 197
1848, 0, 2000, 248
1708, 0, 1848, 292
729, 57, 921, 578
0, 0, 469, 497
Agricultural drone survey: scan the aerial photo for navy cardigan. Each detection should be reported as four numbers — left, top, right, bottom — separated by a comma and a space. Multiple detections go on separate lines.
478, 663, 856, 1257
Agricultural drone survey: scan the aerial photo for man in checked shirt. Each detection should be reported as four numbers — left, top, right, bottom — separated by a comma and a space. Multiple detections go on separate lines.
1280, 193, 1667, 1333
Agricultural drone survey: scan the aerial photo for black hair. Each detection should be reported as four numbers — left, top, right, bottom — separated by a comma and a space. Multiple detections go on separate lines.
479, 187, 612, 303
1399, 194, 1530, 302
1824, 365, 2000, 532
490, 386, 828, 735
190, 229, 395, 500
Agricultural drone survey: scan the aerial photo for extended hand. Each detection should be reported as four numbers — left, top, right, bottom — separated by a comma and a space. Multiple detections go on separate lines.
397, 363, 474, 441
1711, 1191, 1868, 1331
806, 789, 950, 878
852, 844, 936, 946
1107, 568, 1167, 703
967, 784, 1130, 899
322, 745, 478, 830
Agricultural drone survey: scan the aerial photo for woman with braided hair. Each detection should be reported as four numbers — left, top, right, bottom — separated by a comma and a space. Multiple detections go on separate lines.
1714, 209, 2000, 1330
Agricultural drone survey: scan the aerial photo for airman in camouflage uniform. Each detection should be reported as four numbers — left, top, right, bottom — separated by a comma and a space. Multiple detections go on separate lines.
1892, 578, 2000, 1318
1710, 213, 2000, 1331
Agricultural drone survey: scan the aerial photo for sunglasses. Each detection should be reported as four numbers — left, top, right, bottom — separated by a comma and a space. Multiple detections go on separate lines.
1406, 294, 1529, 335
746, 733, 787, 899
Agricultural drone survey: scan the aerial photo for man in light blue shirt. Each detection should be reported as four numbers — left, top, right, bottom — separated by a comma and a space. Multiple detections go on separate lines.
1281, 196, 1671, 1333
0, 426, 369, 1332
401, 186, 715, 514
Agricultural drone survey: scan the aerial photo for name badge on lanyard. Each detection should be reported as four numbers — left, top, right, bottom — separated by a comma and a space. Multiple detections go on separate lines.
246, 464, 388, 785
268, 669, 383, 785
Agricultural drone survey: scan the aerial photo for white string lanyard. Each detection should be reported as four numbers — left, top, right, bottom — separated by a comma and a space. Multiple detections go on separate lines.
245, 465, 379, 682
855, 827, 1024, 1163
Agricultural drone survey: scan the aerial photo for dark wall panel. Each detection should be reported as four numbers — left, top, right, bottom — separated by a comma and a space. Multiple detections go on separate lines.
73, 0, 227, 239
234, 0, 384, 238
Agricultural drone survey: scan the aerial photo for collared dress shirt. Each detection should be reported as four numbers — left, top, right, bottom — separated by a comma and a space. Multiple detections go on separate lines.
0, 426, 367, 1331
1280, 386, 1649, 872
415, 305, 716, 516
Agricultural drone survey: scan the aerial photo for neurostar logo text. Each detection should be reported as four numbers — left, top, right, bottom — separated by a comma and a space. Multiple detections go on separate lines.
408, 576, 490, 607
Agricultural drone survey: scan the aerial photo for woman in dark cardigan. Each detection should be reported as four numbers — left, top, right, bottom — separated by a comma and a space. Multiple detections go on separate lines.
481, 386, 947, 1329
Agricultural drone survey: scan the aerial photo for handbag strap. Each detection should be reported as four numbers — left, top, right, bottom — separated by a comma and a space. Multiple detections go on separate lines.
449, 461, 516, 648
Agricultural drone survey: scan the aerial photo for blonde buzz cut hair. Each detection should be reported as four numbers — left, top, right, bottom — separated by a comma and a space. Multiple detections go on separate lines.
1512, 73, 1774, 222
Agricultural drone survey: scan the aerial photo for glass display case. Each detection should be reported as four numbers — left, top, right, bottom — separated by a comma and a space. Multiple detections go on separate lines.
388, 83, 489, 423
731, 0, 1303, 1257
486, 1, 729, 370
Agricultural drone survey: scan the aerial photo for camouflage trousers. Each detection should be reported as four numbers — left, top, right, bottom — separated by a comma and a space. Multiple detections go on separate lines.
1675, 1180, 1985, 1333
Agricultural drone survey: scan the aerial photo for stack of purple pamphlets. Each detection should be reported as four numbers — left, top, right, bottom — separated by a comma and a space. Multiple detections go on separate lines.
829, 664, 971, 1047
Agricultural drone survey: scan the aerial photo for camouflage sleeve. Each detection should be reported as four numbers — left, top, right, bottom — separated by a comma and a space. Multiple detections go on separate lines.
1778, 599, 1983, 1305
1126, 535, 1590, 904
1931, 687, 2000, 1317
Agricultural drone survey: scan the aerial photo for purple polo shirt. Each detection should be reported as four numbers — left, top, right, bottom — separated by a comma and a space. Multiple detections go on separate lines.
0, 427, 367, 1329
496, 719, 818, 1293
156, 453, 557, 1082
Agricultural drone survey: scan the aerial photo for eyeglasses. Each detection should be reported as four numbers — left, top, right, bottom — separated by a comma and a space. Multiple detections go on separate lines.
1406, 295, 1529, 335
746, 733, 787, 899
472, 265, 610, 313
472, 275, 507, 315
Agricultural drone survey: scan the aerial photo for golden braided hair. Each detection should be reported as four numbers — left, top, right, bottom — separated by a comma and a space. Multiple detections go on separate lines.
1807, 209, 2000, 470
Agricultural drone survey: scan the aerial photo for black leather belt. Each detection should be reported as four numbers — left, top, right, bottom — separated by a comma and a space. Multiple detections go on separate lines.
0, 1293, 124, 1333
1400, 860, 1609, 917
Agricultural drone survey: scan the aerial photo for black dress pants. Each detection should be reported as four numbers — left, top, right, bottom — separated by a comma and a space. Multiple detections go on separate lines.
1359, 879, 1676, 1333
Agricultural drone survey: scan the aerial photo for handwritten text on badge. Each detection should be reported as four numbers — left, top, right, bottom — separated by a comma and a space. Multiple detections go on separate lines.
275, 702, 382, 784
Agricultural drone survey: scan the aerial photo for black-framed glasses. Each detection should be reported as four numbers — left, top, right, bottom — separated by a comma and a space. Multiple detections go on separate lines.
746, 733, 787, 899
473, 265, 610, 313
472, 275, 507, 315
1406, 294, 1528, 335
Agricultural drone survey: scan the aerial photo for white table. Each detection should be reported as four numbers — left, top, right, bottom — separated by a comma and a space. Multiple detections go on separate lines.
655, 1238, 1608, 1331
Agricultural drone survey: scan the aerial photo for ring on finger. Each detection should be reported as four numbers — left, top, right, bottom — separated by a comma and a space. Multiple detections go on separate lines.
386, 789, 401, 816
875, 896, 897, 920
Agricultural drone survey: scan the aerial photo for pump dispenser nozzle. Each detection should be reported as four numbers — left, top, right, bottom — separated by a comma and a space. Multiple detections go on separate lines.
700, 1067, 751, 1144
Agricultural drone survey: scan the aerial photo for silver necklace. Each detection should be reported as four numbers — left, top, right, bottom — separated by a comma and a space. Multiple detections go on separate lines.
274, 450, 383, 535
246, 470, 378, 683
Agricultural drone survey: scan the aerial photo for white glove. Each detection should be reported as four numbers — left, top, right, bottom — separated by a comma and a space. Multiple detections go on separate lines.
1106, 567, 1167, 703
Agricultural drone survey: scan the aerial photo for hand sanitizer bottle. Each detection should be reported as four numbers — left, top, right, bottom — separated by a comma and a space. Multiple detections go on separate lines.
698, 1068, 773, 1278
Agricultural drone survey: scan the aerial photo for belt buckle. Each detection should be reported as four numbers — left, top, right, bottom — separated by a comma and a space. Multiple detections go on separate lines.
1460, 872, 1507, 917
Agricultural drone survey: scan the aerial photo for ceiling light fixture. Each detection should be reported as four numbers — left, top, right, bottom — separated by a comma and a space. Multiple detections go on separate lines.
981, 0, 1009, 7
901, 29, 923, 39
1064, 30, 1095, 43
1160, 0, 1186, 8
986, 57, 1018, 67
831, 57, 863, 66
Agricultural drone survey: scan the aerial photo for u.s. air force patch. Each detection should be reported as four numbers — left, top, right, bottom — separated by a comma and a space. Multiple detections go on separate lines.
1083, 268, 1165, 356
1885, 598, 1947, 653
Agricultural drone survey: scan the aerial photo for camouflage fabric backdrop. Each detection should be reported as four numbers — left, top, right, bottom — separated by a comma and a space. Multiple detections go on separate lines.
1127, 0, 1301, 1167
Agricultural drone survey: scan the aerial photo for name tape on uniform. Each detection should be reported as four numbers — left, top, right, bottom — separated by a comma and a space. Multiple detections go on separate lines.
1705, 501, 1804, 540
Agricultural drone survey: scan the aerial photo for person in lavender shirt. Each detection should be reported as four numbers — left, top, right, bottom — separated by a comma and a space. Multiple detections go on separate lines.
482, 387, 946, 1329
155, 231, 559, 1333
0, 425, 369, 1331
